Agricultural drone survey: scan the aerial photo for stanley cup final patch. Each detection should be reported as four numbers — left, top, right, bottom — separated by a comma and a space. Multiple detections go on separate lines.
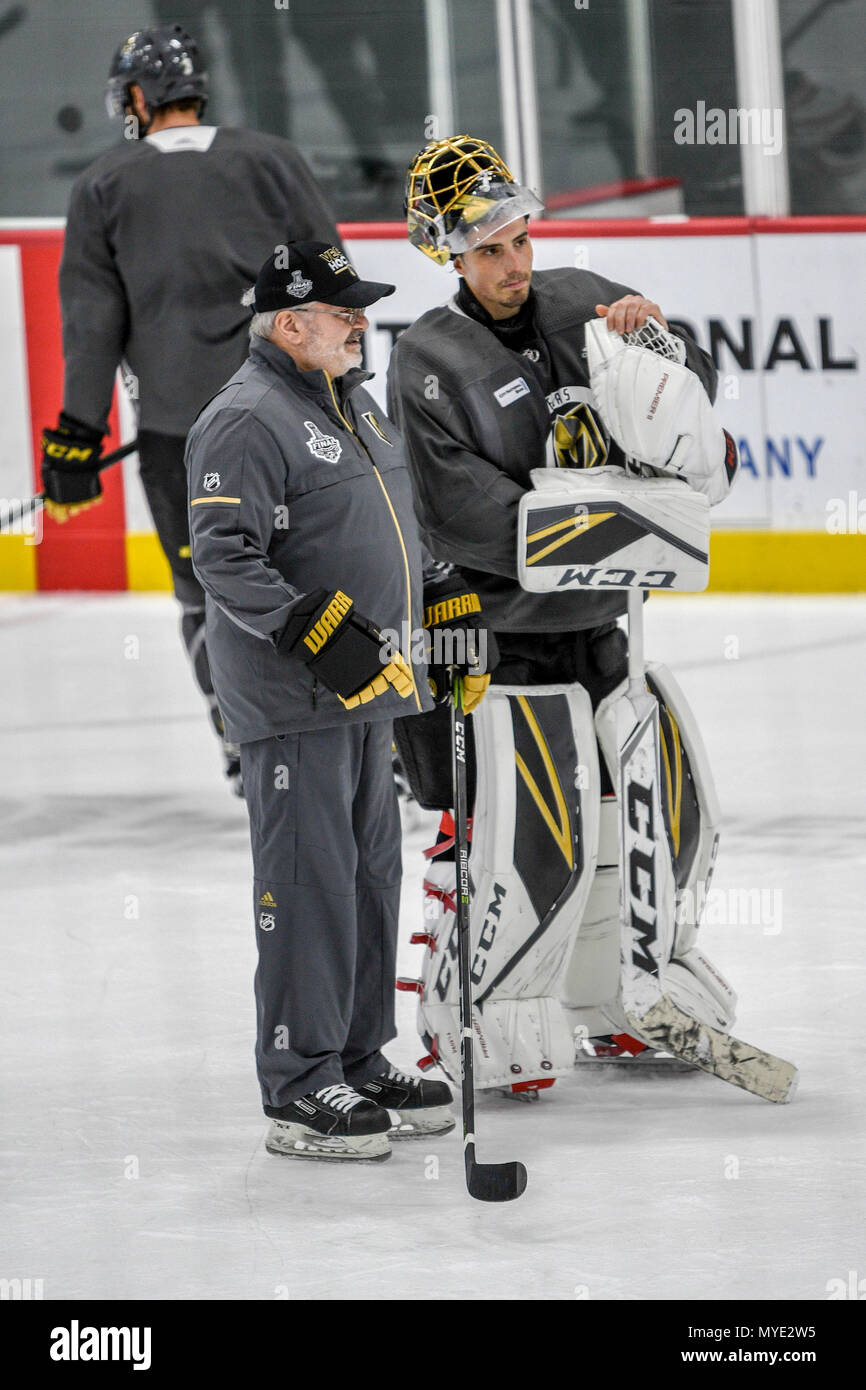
303, 420, 343, 464
285, 270, 313, 298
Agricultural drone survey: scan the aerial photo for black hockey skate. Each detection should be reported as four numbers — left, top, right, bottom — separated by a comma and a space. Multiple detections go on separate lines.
357, 1066, 455, 1139
264, 1083, 392, 1161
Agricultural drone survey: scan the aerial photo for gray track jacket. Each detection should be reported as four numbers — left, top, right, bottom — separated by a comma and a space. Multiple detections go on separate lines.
186, 338, 436, 743
387, 267, 717, 633
60, 126, 340, 436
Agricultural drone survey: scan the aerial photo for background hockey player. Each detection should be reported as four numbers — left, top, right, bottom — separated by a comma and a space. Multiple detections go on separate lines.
40, 24, 341, 792
186, 241, 493, 1161
387, 135, 740, 1096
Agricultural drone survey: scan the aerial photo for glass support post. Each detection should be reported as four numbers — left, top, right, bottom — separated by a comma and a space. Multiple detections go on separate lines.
731, 0, 790, 214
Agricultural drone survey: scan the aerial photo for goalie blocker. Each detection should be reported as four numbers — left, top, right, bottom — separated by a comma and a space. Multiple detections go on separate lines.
518, 466, 710, 594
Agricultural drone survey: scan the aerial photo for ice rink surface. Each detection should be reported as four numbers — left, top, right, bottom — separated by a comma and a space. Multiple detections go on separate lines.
1, 592, 864, 1302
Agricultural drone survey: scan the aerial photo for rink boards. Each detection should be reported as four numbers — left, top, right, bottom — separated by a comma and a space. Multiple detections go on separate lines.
0, 216, 864, 592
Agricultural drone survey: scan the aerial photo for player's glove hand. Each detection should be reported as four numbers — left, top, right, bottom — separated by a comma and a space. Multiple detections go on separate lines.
422, 570, 497, 714
40, 413, 105, 523
277, 588, 414, 709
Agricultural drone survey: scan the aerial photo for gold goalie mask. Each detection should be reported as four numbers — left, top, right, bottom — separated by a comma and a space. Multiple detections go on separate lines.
404, 134, 543, 264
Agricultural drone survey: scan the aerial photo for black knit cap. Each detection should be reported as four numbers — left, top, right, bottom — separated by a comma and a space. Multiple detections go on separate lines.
251, 241, 395, 313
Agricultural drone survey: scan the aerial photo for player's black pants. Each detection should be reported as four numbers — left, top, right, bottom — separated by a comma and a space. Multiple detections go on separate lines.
137, 431, 224, 743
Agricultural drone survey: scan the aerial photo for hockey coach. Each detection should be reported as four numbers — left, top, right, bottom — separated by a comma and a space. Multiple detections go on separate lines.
186, 242, 493, 1162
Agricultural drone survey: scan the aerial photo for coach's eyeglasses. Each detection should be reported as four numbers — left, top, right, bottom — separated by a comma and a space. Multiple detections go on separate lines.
294, 306, 367, 326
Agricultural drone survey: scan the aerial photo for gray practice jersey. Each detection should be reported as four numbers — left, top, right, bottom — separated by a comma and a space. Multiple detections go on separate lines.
60, 125, 340, 436
388, 267, 717, 634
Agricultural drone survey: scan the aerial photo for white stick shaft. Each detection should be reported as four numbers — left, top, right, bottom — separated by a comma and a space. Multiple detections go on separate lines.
627, 590, 645, 695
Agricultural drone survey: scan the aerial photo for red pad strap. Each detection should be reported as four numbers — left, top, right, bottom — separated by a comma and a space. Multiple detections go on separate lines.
611, 1032, 648, 1056
423, 878, 456, 915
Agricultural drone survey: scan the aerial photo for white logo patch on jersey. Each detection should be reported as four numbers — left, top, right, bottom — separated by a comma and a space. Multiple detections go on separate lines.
259, 912, 276, 932
286, 270, 313, 299
522, 348, 540, 362
494, 377, 530, 408
304, 420, 343, 464
203, 472, 220, 491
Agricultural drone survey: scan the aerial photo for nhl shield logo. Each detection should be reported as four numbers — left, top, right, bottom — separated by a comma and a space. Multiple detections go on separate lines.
203, 471, 220, 491
303, 420, 342, 465
286, 269, 313, 299
259, 911, 276, 932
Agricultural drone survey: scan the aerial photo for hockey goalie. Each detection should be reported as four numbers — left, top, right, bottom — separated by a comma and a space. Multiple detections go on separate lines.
387, 133, 752, 1099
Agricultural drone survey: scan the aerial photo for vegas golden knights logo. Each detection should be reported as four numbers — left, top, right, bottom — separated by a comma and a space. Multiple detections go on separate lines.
361, 411, 394, 445
551, 403, 608, 470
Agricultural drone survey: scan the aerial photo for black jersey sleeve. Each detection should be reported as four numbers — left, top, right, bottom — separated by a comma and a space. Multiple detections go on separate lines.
59, 174, 130, 433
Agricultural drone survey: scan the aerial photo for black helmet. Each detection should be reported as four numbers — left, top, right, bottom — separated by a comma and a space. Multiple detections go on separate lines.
105, 25, 208, 122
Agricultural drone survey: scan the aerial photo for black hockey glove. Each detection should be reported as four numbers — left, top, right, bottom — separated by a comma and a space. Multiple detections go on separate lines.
422, 570, 497, 714
40, 413, 105, 523
277, 588, 414, 709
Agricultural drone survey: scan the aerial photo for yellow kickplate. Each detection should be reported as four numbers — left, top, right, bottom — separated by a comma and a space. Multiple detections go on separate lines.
125, 532, 173, 592
708, 531, 866, 593
0, 535, 37, 590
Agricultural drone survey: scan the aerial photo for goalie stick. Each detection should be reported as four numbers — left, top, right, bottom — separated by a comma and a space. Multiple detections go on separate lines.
450, 674, 528, 1201
619, 589, 798, 1104
0, 438, 141, 534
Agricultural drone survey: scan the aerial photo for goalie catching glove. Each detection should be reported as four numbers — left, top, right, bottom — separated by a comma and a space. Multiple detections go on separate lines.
40, 413, 105, 523
585, 316, 739, 505
277, 588, 414, 709
422, 569, 497, 714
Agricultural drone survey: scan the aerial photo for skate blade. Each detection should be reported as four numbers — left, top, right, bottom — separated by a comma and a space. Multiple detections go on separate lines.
387, 1106, 456, 1139
493, 1086, 540, 1103
575, 1049, 695, 1072
265, 1123, 392, 1162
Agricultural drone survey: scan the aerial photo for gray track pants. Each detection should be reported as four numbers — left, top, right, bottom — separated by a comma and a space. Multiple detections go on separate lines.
240, 720, 401, 1110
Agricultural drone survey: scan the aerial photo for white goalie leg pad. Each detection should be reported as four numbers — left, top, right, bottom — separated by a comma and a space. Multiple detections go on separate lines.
646, 661, 721, 959
665, 948, 737, 1033
561, 666, 737, 1037
560, 785, 627, 1038
585, 317, 739, 505
414, 684, 600, 1089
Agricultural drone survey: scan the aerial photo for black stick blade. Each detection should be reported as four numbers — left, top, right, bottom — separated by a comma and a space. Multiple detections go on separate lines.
465, 1149, 528, 1203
